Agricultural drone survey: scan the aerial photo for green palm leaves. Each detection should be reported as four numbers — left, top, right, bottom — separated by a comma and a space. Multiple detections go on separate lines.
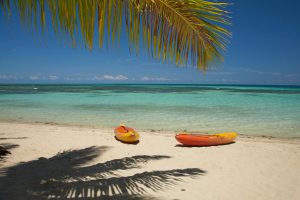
1, 0, 231, 71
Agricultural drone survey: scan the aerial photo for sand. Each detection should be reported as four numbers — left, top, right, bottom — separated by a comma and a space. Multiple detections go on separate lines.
0, 121, 300, 200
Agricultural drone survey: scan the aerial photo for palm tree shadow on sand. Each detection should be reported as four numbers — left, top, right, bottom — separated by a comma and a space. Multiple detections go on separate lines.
0, 146, 205, 200
0, 143, 19, 161
0, 136, 26, 159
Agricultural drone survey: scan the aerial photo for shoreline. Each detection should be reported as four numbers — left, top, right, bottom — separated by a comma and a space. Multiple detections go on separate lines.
1, 120, 299, 140
1, 121, 300, 199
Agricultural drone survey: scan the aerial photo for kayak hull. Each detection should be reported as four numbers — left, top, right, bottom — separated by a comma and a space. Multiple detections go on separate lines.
114, 125, 140, 143
175, 132, 237, 146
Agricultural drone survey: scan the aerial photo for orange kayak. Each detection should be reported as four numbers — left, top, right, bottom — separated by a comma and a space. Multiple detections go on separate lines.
114, 125, 140, 143
175, 132, 237, 146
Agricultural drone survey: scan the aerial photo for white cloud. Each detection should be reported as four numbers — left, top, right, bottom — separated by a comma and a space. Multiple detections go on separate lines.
141, 76, 175, 81
115, 75, 129, 80
0, 75, 19, 80
64, 75, 93, 81
103, 75, 115, 80
93, 76, 104, 80
63, 75, 129, 81
29, 75, 59, 80
29, 75, 41, 80
103, 75, 128, 80
141, 77, 152, 81
64, 76, 83, 81
48, 75, 59, 80
284, 74, 299, 78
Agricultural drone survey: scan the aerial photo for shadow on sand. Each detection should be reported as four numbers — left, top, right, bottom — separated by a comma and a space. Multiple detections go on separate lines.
114, 136, 140, 145
0, 136, 26, 158
175, 141, 236, 148
0, 143, 20, 159
0, 137, 28, 140
0, 146, 205, 200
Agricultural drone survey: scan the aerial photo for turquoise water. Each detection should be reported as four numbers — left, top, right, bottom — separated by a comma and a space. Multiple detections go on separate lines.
0, 84, 300, 137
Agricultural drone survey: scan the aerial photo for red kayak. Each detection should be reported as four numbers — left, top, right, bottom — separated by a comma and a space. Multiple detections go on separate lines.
175, 132, 238, 146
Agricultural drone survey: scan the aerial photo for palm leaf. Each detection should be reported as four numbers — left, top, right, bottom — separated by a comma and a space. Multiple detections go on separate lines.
1, 0, 231, 71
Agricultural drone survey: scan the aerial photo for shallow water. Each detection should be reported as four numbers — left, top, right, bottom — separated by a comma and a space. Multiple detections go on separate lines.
0, 84, 300, 137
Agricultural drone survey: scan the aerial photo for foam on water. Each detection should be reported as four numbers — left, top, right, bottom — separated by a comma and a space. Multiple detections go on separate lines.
0, 84, 299, 137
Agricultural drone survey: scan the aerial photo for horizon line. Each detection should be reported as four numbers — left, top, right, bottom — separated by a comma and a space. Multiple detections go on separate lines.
0, 83, 300, 87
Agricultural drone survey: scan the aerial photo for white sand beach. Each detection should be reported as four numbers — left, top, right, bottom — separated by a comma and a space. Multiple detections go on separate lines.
0, 122, 300, 200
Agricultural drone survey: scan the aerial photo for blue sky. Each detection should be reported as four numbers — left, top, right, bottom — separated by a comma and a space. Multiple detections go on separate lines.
0, 0, 300, 85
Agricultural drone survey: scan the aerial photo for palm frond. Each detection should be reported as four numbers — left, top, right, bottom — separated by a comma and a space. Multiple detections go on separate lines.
1, 0, 231, 71
0, 0, 11, 16
130, 0, 231, 70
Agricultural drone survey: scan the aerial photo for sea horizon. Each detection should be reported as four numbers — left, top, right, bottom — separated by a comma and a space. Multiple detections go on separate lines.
1, 83, 300, 87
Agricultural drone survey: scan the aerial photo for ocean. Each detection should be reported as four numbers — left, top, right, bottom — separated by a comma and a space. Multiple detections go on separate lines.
0, 84, 299, 137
